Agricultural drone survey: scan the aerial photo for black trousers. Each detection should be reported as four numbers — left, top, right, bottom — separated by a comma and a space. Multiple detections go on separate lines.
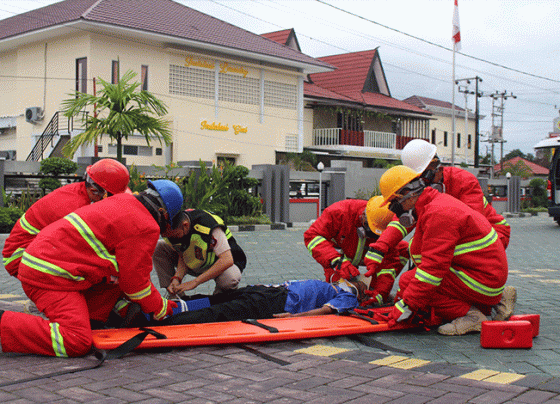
161, 285, 289, 326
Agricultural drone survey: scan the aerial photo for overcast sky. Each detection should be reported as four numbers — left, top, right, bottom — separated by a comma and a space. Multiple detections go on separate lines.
2, 0, 559, 157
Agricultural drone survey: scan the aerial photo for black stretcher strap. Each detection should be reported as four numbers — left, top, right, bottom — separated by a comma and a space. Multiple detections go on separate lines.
348, 334, 413, 355
242, 318, 279, 333
0, 327, 167, 388
239, 344, 290, 366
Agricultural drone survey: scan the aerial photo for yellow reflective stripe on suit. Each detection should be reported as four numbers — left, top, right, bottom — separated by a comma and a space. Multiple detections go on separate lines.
21, 252, 85, 281
3, 247, 25, 267
307, 235, 327, 254
65, 212, 119, 272
19, 213, 40, 235
50, 322, 68, 357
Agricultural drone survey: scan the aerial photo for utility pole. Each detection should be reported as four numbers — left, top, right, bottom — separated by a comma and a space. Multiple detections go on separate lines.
456, 77, 483, 167
482, 91, 516, 177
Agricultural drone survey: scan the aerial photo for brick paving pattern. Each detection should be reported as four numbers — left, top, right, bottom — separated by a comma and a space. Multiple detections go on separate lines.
0, 213, 559, 403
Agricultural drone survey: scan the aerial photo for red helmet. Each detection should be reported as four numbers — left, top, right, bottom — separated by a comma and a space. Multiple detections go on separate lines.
86, 159, 130, 195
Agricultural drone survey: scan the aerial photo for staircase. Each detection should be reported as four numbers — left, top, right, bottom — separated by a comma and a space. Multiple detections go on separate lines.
26, 112, 77, 161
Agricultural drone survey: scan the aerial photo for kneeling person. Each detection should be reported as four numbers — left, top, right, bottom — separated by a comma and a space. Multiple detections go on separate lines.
154, 209, 247, 295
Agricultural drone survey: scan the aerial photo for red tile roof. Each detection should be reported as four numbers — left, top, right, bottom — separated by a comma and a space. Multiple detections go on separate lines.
261, 29, 293, 46
305, 50, 430, 115
304, 82, 355, 102
494, 156, 549, 176
404, 95, 466, 112
0, 0, 331, 71
311, 50, 377, 94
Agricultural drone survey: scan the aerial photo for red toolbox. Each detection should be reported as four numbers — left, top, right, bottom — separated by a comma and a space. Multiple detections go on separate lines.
480, 320, 533, 349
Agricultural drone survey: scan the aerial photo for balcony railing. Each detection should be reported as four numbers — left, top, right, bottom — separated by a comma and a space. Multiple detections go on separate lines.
313, 128, 398, 149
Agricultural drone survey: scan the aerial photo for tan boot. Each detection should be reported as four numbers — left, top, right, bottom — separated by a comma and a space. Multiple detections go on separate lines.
437, 307, 488, 336
492, 286, 517, 321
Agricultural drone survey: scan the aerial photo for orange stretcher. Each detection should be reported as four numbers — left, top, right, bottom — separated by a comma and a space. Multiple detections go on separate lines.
92, 307, 439, 351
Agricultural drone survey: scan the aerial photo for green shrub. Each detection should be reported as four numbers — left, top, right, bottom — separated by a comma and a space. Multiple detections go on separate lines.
38, 177, 62, 191
39, 157, 78, 176
0, 206, 24, 233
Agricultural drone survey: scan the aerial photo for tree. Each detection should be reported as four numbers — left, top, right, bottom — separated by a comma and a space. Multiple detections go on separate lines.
501, 159, 532, 178
61, 70, 171, 162
479, 153, 496, 165
504, 149, 525, 161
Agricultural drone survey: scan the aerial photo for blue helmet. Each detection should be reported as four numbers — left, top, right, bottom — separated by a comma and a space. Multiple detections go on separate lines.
147, 180, 183, 226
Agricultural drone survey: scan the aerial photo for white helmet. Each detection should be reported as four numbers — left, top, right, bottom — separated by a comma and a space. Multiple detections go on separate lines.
401, 139, 438, 174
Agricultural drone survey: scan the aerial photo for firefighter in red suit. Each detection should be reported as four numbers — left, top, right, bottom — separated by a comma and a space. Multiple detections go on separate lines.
0, 179, 183, 357
365, 140, 510, 287
379, 166, 509, 336
2, 159, 130, 277
304, 196, 408, 306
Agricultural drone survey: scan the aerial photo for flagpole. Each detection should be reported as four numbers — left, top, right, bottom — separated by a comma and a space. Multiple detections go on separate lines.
451, 0, 460, 167
451, 48, 456, 167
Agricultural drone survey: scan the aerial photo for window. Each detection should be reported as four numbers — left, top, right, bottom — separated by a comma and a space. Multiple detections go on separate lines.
443, 131, 448, 147
111, 60, 119, 84
457, 133, 461, 149
123, 145, 138, 155
76, 57, 87, 94
141, 65, 148, 91
219, 74, 260, 105
431, 129, 436, 144
217, 156, 236, 168
156, 147, 162, 156
97, 145, 103, 153
336, 110, 363, 131
109, 144, 153, 156
169, 64, 215, 99
468, 134, 472, 149
264, 80, 297, 109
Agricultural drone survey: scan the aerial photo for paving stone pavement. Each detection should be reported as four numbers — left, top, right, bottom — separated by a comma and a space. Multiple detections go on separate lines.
1, 213, 560, 403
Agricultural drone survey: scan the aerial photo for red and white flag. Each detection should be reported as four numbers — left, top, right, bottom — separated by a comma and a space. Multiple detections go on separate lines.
452, 0, 461, 51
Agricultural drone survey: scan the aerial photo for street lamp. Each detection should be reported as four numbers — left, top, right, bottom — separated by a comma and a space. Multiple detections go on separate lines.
317, 162, 324, 215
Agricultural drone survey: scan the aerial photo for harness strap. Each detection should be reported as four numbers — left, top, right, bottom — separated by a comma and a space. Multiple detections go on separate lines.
242, 318, 279, 333
0, 327, 167, 387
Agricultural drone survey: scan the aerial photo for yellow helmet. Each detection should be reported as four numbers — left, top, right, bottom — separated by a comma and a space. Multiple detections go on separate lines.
365, 195, 394, 236
379, 165, 422, 205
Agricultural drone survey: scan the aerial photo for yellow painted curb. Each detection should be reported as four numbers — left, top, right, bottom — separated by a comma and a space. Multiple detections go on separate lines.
461, 369, 500, 380
389, 358, 431, 369
295, 345, 350, 357
484, 372, 526, 384
370, 355, 409, 366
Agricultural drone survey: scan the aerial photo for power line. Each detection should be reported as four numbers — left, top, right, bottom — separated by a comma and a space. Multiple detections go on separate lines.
315, 0, 560, 84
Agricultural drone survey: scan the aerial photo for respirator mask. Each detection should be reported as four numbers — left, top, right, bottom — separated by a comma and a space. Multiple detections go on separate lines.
388, 178, 425, 228
421, 158, 444, 193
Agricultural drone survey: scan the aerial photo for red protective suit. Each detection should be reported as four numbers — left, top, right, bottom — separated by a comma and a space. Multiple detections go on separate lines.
0, 193, 170, 357
304, 199, 408, 302
2, 181, 91, 277
398, 187, 508, 321
370, 166, 510, 260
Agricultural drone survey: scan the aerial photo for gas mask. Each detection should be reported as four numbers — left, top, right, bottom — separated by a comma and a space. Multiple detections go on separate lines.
388, 200, 417, 227
430, 182, 445, 193
358, 213, 379, 240
421, 159, 443, 193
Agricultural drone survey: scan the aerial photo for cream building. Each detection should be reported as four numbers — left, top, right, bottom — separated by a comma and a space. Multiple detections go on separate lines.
404, 96, 482, 165
0, 0, 332, 166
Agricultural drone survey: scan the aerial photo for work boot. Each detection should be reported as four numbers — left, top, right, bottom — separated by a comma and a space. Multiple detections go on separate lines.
492, 286, 517, 321
437, 307, 488, 336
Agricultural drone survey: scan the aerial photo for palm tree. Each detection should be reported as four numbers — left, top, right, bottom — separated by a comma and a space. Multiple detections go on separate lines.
61, 70, 171, 162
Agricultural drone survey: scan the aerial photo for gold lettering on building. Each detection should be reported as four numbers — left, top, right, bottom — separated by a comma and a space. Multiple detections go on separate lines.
232, 125, 248, 135
200, 121, 229, 131
185, 56, 215, 69
219, 62, 249, 78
